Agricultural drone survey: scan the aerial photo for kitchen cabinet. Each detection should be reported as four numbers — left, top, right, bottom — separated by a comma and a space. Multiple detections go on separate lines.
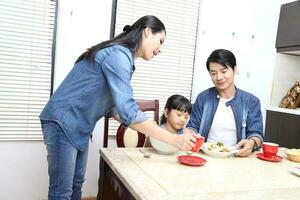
268, 0, 300, 148
276, 0, 300, 55
265, 109, 300, 148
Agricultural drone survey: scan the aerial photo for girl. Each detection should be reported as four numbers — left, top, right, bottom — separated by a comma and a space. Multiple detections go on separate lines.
160, 94, 192, 134
40, 15, 197, 200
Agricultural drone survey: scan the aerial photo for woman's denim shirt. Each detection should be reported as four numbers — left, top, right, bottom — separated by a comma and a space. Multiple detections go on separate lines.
40, 45, 147, 151
187, 87, 264, 147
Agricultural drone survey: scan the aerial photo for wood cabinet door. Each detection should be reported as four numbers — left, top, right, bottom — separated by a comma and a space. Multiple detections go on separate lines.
265, 110, 300, 148
276, 1, 300, 53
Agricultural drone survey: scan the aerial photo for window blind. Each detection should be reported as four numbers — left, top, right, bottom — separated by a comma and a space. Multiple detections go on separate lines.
108, 0, 200, 136
0, 0, 56, 140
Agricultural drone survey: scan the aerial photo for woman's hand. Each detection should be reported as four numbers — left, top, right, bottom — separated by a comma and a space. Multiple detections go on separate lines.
174, 128, 198, 151
235, 139, 255, 157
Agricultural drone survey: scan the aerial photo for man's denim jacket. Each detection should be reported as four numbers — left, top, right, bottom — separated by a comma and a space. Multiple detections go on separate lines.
187, 87, 264, 148
40, 45, 147, 151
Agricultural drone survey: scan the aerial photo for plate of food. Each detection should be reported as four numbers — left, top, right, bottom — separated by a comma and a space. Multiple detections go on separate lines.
201, 142, 239, 158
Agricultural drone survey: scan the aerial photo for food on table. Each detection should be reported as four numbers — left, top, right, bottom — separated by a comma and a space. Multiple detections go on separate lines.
285, 148, 300, 163
289, 149, 300, 155
206, 142, 230, 152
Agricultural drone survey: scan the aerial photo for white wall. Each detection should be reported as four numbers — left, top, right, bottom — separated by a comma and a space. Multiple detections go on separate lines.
52, 0, 113, 197
0, 0, 112, 199
192, 0, 289, 126
271, 54, 300, 106
0, 142, 48, 200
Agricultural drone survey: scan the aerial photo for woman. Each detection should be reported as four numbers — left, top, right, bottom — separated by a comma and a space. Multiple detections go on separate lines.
187, 49, 263, 157
40, 15, 197, 200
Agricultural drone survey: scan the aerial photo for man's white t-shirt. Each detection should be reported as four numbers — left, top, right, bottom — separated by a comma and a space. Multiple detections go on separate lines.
207, 97, 237, 146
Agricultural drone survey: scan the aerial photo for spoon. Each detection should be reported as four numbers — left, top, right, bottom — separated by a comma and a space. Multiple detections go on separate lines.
139, 149, 151, 158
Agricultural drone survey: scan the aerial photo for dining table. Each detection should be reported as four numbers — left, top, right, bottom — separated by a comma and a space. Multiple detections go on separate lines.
97, 147, 300, 200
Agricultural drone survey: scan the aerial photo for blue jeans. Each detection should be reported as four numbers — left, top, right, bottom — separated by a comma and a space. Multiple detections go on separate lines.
41, 120, 89, 200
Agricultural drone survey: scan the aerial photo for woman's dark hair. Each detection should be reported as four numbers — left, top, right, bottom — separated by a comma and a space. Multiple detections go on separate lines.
160, 94, 192, 125
75, 15, 166, 63
206, 49, 236, 71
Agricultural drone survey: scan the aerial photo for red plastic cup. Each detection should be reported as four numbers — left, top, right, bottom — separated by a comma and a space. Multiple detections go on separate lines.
192, 136, 205, 152
262, 142, 279, 158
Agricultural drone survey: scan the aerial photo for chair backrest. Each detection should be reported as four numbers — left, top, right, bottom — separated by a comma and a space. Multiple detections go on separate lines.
103, 99, 159, 147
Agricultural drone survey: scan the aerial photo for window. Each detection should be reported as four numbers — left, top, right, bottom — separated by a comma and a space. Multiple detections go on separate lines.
0, 0, 56, 140
108, 0, 200, 137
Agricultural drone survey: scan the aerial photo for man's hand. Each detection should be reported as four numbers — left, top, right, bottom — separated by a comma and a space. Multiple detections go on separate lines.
235, 139, 255, 157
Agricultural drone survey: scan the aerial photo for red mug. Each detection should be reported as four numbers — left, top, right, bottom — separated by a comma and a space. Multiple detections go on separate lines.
262, 142, 279, 158
192, 136, 205, 152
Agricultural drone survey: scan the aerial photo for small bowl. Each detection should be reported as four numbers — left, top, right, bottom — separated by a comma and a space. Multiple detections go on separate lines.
285, 149, 300, 163
149, 137, 178, 155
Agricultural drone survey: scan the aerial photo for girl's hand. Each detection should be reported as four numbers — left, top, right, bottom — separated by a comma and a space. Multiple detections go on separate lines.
235, 139, 255, 157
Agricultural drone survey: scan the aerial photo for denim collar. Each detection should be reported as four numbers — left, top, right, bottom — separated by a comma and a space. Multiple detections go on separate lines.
212, 86, 241, 107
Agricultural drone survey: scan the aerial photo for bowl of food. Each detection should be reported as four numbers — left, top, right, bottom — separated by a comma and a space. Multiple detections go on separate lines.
149, 137, 178, 155
201, 142, 238, 158
285, 148, 300, 163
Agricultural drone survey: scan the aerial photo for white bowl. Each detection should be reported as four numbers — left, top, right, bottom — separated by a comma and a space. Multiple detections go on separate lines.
149, 137, 178, 155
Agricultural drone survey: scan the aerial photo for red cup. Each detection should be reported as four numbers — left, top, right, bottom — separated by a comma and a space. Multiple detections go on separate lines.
192, 136, 205, 152
262, 142, 279, 158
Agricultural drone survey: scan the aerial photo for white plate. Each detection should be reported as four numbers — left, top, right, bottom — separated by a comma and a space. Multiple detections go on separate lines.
201, 143, 239, 158
291, 166, 300, 177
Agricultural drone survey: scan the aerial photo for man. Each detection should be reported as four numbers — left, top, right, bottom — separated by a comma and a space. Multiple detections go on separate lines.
187, 49, 263, 157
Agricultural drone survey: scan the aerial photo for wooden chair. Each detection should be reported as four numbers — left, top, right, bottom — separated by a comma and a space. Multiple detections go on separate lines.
103, 99, 159, 147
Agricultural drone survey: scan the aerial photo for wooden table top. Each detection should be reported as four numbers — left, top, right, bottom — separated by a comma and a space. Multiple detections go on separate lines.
99, 147, 300, 200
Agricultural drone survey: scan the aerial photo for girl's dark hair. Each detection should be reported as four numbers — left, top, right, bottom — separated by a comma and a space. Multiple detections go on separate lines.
75, 15, 166, 63
206, 49, 236, 71
160, 94, 192, 125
